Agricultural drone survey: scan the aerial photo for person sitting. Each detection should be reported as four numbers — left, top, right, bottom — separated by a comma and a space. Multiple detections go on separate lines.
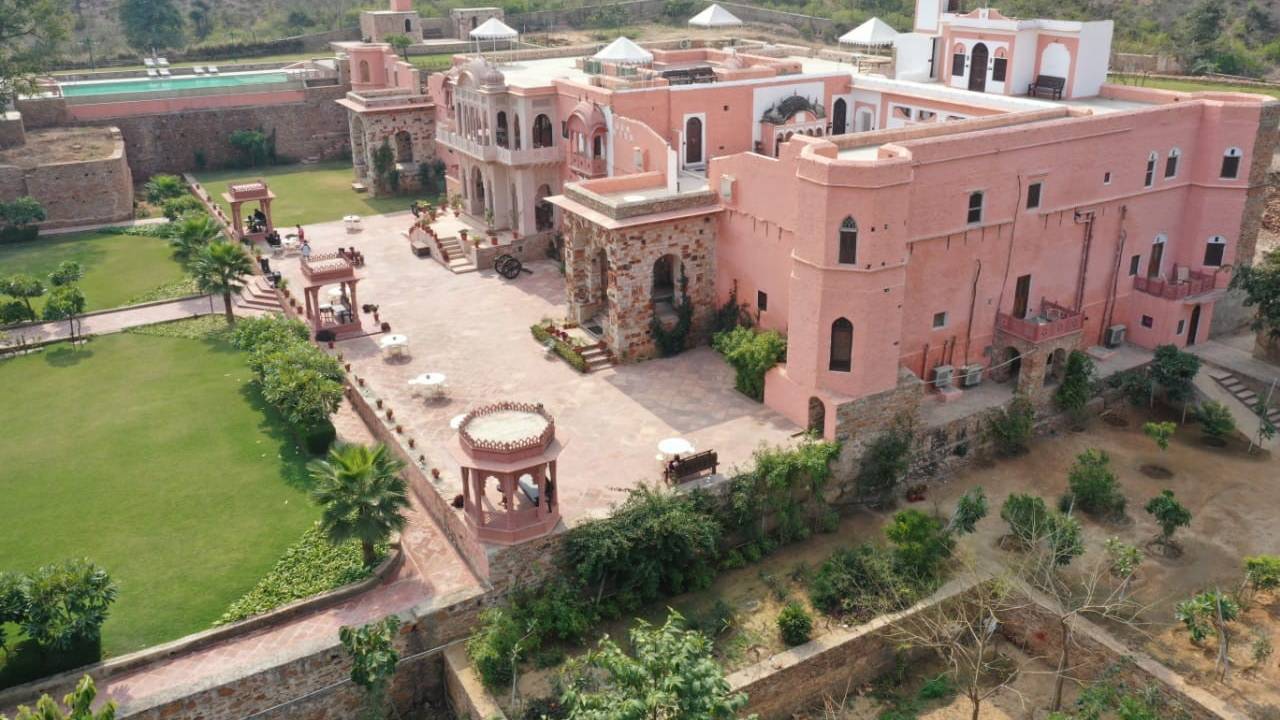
267, 271, 282, 287
353, 250, 365, 267
410, 201, 421, 218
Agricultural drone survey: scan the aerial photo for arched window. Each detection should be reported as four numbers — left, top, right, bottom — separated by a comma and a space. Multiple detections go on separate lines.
394, 130, 413, 163
829, 318, 853, 372
495, 111, 509, 148
1165, 147, 1181, 179
404, 18, 412, 32
951, 43, 966, 77
1144, 151, 1158, 188
838, 217, 857, 264
592, 134, 603, 158
1204, 235, 1226, 266
512, 114, 522, 150
533, 114, 553, 148
1221, 147, 1243, 179
1148, 233, 1167, 279
358, 60, 371, 84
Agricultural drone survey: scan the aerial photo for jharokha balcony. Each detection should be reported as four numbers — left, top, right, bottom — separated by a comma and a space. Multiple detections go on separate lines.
1133, 266, 1222, 300
569, 153, 607, 178
996, 300, 1084, 344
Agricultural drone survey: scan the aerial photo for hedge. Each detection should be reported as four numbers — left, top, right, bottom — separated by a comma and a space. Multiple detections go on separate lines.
530, 323, 588, 373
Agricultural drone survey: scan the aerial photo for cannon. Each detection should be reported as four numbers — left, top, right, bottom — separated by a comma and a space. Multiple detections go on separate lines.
493, 254, 531, 280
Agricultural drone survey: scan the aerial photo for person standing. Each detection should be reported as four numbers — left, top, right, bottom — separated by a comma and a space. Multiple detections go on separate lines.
296, 225, 305, 242
300, 239, 312, 260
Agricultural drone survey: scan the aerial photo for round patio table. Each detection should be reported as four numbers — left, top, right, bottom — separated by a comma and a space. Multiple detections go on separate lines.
379, 334, 408, 349
408, 372, 446, 388
658, 437, 695, 458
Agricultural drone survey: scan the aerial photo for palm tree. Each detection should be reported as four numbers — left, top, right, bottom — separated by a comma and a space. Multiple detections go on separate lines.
309, 443, 410, 567
192, 240, 253, 324
169, 212, 222, 264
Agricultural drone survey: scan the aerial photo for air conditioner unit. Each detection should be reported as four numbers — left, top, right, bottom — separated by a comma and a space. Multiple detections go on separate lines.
933, 364, 955, 389
961, 364, 984, 387
1105, 324, 1127, 348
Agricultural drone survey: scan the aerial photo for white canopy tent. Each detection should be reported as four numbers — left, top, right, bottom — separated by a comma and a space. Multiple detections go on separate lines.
838, 17, 899, 48
470, 17, 518, 54
591, 36, 654, 65
688, 3, 743, 28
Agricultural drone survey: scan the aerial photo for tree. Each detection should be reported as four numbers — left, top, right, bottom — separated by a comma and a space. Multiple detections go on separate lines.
119, 0, 185, 53
1244, 555, 1280, 595
886, 509, 955, 582
1248, 399, 1276, 454
855, 425, 912, 507
1231, 248, 1280, 342
1144, 490, 1192, 552
144, 174, 185, 204
999, 494, 1083, 566
168, 212, 221, 264
372, 138, 396, 193
42, 285, 86, 340
947, 487, 989, 535
309, 443, 410, 567
20, 559, 118, 651
711, 325, 787, 401
1, 274, 44, 321
0, 675, 116, 720
1053, 350, 1095, 424
560, 610, 753, 720
987, 394, 1035, 457
1149, 344, 1201, 419
1175, 589, 1239, 680
1195, 400, 1236, 443
191, 241, 252, 324
1142, 421, 1176, 451
228, 129, 271, 168
1065, 449, 1126, 519
0, 0, 69, 107
48, 261, 82, 288
187, 0, 213, 41
339, 615, 401, 720
0, 570, 23, 655
384, 33, 412, 58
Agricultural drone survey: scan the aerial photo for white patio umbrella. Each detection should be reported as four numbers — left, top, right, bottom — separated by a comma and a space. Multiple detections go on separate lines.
837, 17, 899, 49
688, 3, 743, 28
470, 17, 518, 55
591, 36, 654, 65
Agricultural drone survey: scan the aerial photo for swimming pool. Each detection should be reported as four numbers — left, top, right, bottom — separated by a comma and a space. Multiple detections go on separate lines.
60, 71, 293, 98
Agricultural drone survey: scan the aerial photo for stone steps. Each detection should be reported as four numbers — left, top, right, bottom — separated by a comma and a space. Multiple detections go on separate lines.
1211, 370, 1280, 424
436, 238, 476, 274
579, 345, 615, 373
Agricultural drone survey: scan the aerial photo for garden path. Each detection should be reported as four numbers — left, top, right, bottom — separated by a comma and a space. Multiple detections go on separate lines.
4, 295, 234, 346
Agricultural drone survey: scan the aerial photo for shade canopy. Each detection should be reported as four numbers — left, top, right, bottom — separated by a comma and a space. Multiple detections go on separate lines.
470, 17, 518, 40
838, 17, 899, 46
688, 3, 743, 28
591, 36, 654, 65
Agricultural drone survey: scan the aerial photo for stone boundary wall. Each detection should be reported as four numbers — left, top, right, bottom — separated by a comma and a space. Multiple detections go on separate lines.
0, 547, 405, 714
0, 128, 134, 229
506, 0, 667, 32
443, 644, 507, 719
1110, 54, 1185, 75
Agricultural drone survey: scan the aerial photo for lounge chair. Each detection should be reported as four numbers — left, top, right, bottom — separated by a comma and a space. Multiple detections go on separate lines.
146, 68, 159, 78
193, 66, 206, 75
159, 68, 171, 78
143, 58, 156, 68
208, 66, 220, 75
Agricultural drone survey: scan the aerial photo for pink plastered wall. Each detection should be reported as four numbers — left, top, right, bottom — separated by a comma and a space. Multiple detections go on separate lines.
610, 115, 670, 178
67, 89, 309, 120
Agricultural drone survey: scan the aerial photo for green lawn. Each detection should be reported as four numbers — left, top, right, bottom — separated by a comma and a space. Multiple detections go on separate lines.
0, 230, 187, 313
0, 327, 318, 686
196, 161, 414, 227
1108, 73, 1280, 99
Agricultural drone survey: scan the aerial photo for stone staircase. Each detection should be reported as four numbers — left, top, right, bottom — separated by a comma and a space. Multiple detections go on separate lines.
1210, 369, 1280, 426
435, 236, 477, 274
235, 277, 284, 313
579, 343, 615, 373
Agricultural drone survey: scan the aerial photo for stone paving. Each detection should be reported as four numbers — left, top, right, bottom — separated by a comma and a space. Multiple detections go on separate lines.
276, 211, 801, 525
4, 295, 224, 346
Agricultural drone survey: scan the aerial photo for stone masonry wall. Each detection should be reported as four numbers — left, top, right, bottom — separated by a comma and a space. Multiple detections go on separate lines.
0, 128, 134, 229
350, 107, 437, 195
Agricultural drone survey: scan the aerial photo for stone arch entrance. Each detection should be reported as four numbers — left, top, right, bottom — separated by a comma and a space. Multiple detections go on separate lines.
394, 130, 413, 163
994, 346, 1021, 384
808, 397, 825, 437
535, 183, 554, 231
653, 254, 678, 303
832, 98, 847, 135
1044, 348, 1067, 386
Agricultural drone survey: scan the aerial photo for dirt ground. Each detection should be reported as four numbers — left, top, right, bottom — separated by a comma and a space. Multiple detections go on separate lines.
927, 402, 1280, 716
0, 127, 120, 167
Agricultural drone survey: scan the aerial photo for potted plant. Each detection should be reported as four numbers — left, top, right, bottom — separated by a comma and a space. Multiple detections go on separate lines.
459, 229, 469, 245
386, 408, 394, 421
431, 467, 441, 479
408, 438, 416, 448
449, 194, 462, 216
376, 398, 383, 409
316, 328, 337, 348
395, 424, 403, 434
381, 321, 391, 333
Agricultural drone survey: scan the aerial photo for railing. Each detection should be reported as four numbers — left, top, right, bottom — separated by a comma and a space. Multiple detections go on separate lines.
995, 299, 1084, 344
569, 153, 608, 178
438, 128, 562, 166
1133, 267, 1220, 300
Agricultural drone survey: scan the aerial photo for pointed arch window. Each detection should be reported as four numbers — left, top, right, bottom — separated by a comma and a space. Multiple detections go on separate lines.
1144, 151, 1158, 188
1165, 147, 1181, 179
829, 318, 853, 372
838, 217, 858, 264
1221, 147, 1243, 179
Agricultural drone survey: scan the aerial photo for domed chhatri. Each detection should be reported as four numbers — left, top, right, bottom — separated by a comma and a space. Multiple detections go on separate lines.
450, 402, 564, 545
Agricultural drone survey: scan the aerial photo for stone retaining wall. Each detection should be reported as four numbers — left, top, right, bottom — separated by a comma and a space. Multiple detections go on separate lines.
0, 126, 133, 229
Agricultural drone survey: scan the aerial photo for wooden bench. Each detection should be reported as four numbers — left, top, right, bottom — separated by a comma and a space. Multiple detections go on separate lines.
1027, 75, 1066, 100
409, 237, 431, 258
665, 450, 718, 483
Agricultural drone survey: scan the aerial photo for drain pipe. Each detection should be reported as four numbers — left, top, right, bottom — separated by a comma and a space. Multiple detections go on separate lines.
1099, 205, 1129, 346
963, 259, 982, 365
1072, 208, 1097, 312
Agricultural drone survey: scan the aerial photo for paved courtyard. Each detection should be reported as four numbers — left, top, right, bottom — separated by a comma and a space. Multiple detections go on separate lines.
275, 211, 801, 525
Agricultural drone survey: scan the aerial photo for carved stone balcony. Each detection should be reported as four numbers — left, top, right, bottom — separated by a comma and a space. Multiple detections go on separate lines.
995, 300, 1084, 344
437, 128, 561, 166
569, 153, 607, 178
1133, 267, 1221, 300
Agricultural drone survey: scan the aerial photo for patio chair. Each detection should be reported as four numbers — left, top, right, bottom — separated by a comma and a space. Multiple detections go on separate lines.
144, 58, 156, 68
159, 68, 171, 77
146, 68, 159, 78
193, 66, 206, 75
208, 66, 220, 74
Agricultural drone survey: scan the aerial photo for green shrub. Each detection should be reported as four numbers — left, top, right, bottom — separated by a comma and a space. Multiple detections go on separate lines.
1151, 344, 1201, 406
987, 394, 1035, 456
1195, 400, 1236, 441
808, 544, 919, 619
1144, 490, 1192, 547
1066, 449, 1126, 518
1000, 494, 1084, 565
727, 438, 840, 546
216, 525, 382, 625
917, 674, 955, 701
0, 224, 40, 244
18, 559, 118, 651
530, 323, 588, 373
303, 421, 337, 455
467, 607, 526, 689
856, 425, 912, 506
1245, 555, 1280, 592
145, 174, 187, 203
509, 579, 595, 646
885, 510, 954, 582
776, 601, 813, 646
1054, 350, 1096, 418
160, 194, 205, 221
1118, 369, 1154, 406
231, 314, 310, 351
711, 325, 786, 401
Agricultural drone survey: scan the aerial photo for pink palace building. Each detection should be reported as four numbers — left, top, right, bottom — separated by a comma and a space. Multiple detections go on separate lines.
346, 0, 1278, 441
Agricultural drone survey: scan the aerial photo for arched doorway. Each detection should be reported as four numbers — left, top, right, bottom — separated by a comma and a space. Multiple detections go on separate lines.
394, 130, 413, 163
533, 114, 553, 148
968, 43, 989, 93
472, 168, 486, 214
358, 60, 371, 84
685, 116, 703, 166
997, 347, 1021, 384
808, 397, 826, 437
1188, 304, 1202, 346
653, 254, 678, 303
832, 99, 848, 135
404, 18, 412, 32
1044, 348, 1066, 387
535, 184, 553, 231
594, 249, 609, 309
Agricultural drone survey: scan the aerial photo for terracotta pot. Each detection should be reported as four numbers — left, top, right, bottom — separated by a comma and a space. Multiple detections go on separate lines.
327, 341, 334, 349
344, 363, 351, 371
386, 409, 394, 420
376, 399, 383, 409
431, 468, 441, 479
408, 438, 416, 448
357, 377, 364, 387
491, 236, 498, 246
395, 424, 403, 434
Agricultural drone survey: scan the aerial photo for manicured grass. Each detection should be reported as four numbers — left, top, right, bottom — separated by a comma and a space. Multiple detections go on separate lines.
1109, 73, 1280, 99
0, 328, 318, 685
0, 230, 187, 313
407, 53, 456, 72
196, 160, 415, 227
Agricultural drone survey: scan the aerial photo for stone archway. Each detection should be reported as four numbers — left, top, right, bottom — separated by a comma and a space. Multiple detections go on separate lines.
1044, 348, 1067, 386
652, 254, 678, 303
394, 130, 413, 163
535, 183, 554, 231
808, 397, 826, 436
994, 346, 1021, 384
